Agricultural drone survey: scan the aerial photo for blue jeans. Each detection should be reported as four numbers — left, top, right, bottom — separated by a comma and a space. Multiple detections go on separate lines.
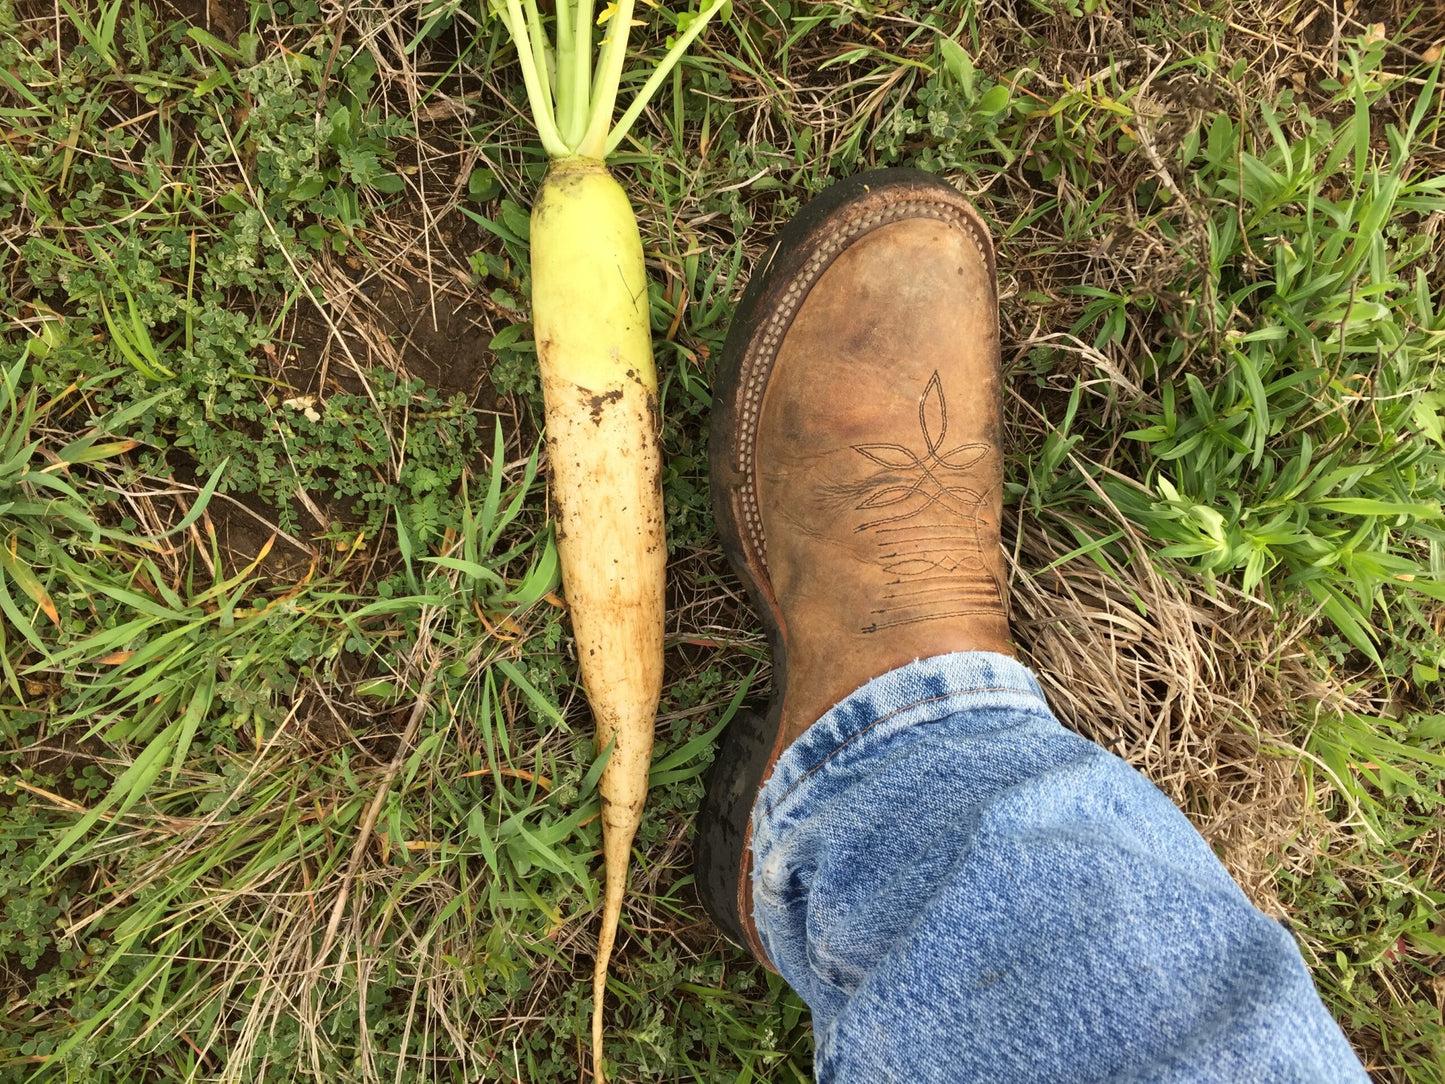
750, 652, 1367, 1083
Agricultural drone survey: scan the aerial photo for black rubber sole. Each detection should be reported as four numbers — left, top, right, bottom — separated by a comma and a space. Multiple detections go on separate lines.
693, 168, 975, 952
694, 703, 773, 948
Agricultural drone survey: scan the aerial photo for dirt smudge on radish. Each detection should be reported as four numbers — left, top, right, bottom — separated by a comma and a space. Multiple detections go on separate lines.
588, 388, 624, 422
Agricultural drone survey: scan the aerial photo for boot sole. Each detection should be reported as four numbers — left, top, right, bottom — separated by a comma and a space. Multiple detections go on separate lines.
696, 169, 997, 962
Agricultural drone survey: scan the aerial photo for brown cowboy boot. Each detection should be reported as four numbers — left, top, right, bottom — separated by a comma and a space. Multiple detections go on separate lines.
696, 169, 1011, 964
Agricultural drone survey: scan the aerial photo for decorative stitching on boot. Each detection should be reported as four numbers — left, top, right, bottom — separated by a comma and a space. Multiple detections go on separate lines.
847, 371, 1006, 631
733, 195, 991, 584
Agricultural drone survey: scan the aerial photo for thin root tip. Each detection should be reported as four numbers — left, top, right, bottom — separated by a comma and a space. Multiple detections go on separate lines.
591, 966, 608, 1083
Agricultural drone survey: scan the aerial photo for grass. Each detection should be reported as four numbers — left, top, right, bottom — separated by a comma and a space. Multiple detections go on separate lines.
0, 0, 1441, 1079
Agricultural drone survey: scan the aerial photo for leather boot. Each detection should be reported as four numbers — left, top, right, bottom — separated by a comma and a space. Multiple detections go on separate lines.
696, 169, 1011, 964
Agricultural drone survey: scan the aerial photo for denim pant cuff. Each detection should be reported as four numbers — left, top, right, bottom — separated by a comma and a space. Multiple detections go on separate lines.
757, 651, 1050, 821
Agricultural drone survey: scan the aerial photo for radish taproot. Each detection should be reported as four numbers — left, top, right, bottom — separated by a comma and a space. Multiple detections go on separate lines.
487, 0, 728, 1076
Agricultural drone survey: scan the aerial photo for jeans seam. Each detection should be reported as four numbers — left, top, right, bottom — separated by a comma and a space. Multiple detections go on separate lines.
765, 684, 1043, 814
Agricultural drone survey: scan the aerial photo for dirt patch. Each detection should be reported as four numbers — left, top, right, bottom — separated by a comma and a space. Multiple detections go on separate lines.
202, 490, 319, 584
1298, 0, 1442, 49
158, 0, 251, 42
362, 274, 494, 401
264, 196, 501, 417
165, 453, 321, 582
